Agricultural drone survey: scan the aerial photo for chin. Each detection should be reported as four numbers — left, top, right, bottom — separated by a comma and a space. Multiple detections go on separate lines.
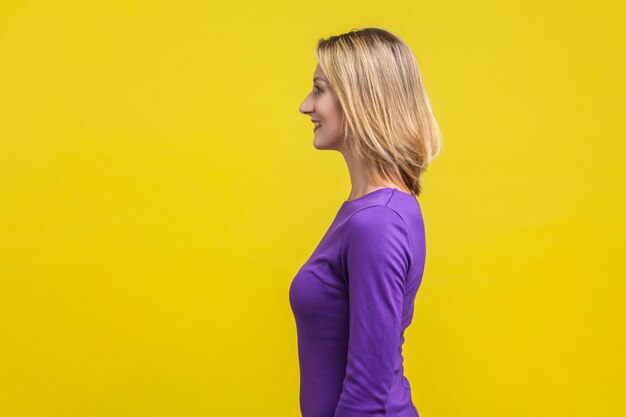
313, 133, 341, 151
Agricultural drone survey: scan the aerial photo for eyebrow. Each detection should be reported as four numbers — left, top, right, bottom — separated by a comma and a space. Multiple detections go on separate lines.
313, 76, 328, 84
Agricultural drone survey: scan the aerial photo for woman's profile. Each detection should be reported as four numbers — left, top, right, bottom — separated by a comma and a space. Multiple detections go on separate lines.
289, 27, 442, 417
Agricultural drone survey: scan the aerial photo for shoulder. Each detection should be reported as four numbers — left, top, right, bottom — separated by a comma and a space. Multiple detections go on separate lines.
340, 205, 413, 277
347, 205, 408, 235
342, 205, 412, 251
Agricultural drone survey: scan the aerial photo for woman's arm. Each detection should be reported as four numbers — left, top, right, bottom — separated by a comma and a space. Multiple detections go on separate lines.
335, 205, 412, 417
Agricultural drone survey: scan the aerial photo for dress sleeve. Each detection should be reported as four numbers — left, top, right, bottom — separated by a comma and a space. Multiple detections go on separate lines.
334, 206, 412, 417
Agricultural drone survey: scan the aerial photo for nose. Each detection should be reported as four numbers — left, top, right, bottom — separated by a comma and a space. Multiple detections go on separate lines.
299, 94, 313, 115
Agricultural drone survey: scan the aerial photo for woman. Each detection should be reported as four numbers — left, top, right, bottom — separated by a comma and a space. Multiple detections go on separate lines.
289, 27, 442, 417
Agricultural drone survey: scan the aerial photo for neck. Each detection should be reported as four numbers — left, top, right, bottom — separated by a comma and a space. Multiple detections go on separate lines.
341, 149, 409, 201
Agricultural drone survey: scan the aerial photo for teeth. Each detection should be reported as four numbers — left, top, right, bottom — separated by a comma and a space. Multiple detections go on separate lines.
315, 122, 321, 127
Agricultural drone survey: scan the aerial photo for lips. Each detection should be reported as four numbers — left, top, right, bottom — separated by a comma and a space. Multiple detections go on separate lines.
310, 118, 322, 133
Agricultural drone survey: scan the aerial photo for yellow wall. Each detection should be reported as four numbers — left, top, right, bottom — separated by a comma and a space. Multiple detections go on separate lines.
1, 1, 624, 416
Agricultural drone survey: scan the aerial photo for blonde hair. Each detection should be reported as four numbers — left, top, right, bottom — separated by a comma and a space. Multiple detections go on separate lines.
315, 27, 442, 197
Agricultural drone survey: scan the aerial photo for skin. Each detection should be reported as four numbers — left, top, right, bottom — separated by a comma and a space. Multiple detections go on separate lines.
299, 63, 411, 201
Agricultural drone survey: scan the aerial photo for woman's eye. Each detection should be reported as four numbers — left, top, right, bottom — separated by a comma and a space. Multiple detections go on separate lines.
314, 86, 322, 94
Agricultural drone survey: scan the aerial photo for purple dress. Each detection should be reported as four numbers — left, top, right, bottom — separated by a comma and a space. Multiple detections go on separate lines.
289, 187, 426, 417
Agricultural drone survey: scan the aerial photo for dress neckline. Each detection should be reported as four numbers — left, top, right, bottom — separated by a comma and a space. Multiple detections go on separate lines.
341, 187, 413, 206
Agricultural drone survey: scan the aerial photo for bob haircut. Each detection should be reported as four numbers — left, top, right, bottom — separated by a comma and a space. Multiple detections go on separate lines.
315, 27, 442, 197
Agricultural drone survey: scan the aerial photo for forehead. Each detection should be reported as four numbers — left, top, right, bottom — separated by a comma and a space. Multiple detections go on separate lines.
313, 64, 328, 83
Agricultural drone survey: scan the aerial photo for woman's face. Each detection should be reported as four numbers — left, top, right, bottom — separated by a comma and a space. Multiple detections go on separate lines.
299, 64, 344, 150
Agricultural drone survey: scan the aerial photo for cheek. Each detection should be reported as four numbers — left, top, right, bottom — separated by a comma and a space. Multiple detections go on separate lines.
318, 97, 342, 130
322, 102, 340, 122
330, 101, 342, 123
330, 109, 343, 130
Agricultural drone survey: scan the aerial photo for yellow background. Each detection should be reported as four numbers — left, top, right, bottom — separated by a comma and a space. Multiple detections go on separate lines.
1, 1, 624, 416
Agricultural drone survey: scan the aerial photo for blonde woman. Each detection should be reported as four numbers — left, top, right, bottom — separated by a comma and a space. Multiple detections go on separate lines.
289, 27, 442, 417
